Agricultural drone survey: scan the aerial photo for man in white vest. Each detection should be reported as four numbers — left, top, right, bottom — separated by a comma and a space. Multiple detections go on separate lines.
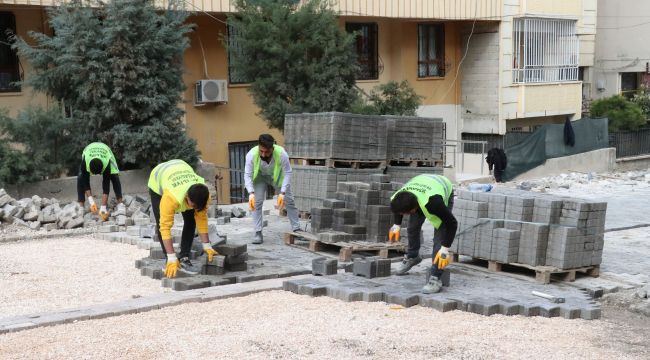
244, 134, 301, 244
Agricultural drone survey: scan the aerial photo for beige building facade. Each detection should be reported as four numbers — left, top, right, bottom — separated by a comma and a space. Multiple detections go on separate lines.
0, 0, 596, 200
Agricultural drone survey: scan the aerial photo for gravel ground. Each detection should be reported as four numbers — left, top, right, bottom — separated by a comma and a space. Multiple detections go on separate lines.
0, 291, 648, 360
0, 236, 168, 317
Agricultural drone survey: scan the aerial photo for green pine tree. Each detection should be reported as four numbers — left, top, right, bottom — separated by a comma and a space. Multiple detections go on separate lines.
227, 0, 359, 130
12, 0, 199, 171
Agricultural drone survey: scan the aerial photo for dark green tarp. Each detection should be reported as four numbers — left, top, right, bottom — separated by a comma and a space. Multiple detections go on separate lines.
502, 118, 609, 181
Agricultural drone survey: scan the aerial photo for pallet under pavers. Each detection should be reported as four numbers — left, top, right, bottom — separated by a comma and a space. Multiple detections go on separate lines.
284, 231, 406, 261
451, 253, 600, 284
283, 264, 602, 319
0, 276, 310, 334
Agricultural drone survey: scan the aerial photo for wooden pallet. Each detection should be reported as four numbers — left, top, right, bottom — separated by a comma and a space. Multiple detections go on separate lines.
450, 252, 600, 284
284, 231, 405, 261
291, 158, 386, 169
278, 209, 310, 220
388, 159, 444, 168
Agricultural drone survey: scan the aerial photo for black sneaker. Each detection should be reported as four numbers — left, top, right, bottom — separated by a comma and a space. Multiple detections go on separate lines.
252, 231, 263, 244
178, 257, 199, 275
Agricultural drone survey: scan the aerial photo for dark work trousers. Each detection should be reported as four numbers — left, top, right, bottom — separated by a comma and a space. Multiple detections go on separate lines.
406, 191, 455, 278
76, 159, 123, 202
149, 189, 195, 260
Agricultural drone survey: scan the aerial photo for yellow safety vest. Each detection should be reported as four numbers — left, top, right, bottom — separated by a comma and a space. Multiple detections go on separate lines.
391, 174, 453, 229
147, 159, 205, 213
82, 142, 119, 175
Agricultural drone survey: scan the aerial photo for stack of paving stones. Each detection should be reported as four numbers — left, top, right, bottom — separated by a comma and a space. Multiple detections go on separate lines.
285, 113, 445, 212
310, 174, 422, 244
450, 188, 606, 270
137, 240, 249, 291
385, 116, 445, 162
284, 112, 389, 160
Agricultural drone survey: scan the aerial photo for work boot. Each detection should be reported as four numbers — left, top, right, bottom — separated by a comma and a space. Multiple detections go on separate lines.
422, 274, 443, 294
395, 255, 422, 275
252, 231, 263, 244
178, 257, 200, 275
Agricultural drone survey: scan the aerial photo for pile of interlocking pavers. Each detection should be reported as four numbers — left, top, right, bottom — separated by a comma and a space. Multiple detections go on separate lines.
451, 188, 606, 269
310, 174, 421, 244
284, 112, 445, 211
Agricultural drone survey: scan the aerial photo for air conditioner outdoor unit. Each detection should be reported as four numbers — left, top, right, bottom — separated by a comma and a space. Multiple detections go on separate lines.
194, 79, 228, 105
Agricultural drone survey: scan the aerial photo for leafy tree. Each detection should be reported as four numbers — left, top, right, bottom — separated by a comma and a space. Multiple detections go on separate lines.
227, 0, 359, 130
631, 86, 650, 119
12, 0, 199, 171
590, 95, 647, 132
351, 80, 423, 116
0, 106, 76, 178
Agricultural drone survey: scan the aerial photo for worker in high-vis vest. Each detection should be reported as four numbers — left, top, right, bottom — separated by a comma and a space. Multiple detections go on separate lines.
244, 134, 301, 244
148, 159, 218, 278
389, 174, 458, 294
77, 142, 123, 221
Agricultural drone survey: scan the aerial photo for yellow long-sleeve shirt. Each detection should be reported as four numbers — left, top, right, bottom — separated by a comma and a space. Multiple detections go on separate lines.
159, 190, 210, 241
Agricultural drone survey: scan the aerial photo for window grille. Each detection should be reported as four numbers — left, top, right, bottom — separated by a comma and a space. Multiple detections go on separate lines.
227, 24, 251, 84
512, 18, 579, 84
345, 23, 379, 80
418, 23, 445, 78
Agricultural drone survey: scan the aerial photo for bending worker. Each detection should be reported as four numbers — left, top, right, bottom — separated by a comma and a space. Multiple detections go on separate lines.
389, 174, 457, 294
148, 159, 218, 278
244, 134, 301, 244
77, 142, 123, 220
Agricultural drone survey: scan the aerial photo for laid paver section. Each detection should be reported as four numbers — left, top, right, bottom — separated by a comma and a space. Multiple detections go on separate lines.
284, 263, 601, 319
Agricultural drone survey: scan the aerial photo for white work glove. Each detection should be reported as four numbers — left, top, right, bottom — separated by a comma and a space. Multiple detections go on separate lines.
433, 246, 451, 270
388, 224, 401, 242
88, 196, 98, 214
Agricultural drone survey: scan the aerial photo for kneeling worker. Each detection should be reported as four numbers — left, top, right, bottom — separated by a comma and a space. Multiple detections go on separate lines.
148, 159, 218, 278
77, 142, 123, 220
389, 174, 457, 294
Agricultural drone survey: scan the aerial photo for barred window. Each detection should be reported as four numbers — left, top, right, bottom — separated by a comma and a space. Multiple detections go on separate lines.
346, 22, 378, 80
418, 23, 445, 78
227, 24, 251, 85
0, 12, 20, 92
512, 18, 579, 84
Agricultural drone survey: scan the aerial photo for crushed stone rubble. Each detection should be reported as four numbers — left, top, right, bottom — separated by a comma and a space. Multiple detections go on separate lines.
0, 189, 247, 236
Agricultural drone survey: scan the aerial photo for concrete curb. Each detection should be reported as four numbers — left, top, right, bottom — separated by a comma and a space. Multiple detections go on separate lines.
605, 223, 650, 233
0, 229, 95, 244
0, 275, 310, 335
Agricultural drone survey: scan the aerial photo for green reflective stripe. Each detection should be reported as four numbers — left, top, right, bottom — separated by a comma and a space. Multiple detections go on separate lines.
155, 160, 185, 194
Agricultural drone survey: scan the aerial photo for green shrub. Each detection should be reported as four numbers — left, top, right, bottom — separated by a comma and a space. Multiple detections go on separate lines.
0, 106, 76, 180
350, 80, 424, 116
590, 95, 646, 131
631, 86, 650, 119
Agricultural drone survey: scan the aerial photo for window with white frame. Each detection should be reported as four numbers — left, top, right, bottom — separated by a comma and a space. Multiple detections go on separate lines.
512, 18, 579, 84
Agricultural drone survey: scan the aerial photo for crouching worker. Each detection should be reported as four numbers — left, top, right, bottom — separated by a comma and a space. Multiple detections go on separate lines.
77, 142, 123, 220
389, 174, 457, 294
148, 159, 218, 278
